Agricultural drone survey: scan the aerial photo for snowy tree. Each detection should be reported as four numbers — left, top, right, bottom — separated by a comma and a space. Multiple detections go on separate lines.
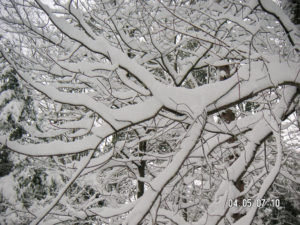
0, 0, 299, 224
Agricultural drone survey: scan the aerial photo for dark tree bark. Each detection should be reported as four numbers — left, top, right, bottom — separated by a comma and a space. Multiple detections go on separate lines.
137, 141, 146, 198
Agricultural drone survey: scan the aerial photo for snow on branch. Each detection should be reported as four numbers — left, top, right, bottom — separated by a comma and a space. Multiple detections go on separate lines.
0, 0, 299, 224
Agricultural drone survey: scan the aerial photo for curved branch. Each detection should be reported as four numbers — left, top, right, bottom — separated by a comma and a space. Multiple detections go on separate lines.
30, 149, 95, 225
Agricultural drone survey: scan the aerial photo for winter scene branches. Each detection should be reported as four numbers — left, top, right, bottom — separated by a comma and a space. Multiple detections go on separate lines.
0, 0, 299, 224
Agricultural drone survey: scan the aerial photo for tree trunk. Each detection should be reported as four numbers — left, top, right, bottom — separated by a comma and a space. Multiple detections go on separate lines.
137, 141, 146, 198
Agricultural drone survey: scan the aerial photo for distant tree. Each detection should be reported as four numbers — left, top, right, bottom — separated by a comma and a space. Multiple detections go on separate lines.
0, 58, 35, 178
283, 0, 300, 25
